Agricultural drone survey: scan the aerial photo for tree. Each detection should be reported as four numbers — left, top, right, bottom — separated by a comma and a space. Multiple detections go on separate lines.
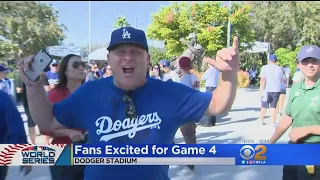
239, 51, 265, 71
149, 46, 167, 65
250, 1, 320, 50
274, 47, 301, 77
113, 16, 131, 28
0, 40, 19, 64
291, 2, 320, 46
0, 1, 67, 60
147, 2, 255, 61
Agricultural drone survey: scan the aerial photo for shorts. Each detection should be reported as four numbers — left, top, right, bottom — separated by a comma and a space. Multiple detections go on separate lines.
261, 92, 280, 108
25, 107, 36, 128
280, 89, 286, 95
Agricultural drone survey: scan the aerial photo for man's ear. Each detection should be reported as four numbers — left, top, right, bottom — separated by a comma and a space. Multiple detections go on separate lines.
147, 54, 150, 65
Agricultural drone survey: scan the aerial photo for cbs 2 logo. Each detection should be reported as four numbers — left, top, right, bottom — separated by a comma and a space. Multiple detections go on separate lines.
240, 145, 267, 160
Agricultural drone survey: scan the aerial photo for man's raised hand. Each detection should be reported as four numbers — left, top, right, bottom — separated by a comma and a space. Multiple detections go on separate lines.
204, 36, 240, 72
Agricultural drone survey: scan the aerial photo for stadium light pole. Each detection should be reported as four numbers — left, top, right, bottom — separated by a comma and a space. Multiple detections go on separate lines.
227, 1, 232, 47
88, 1, 91, 63
130, 16, 142, 28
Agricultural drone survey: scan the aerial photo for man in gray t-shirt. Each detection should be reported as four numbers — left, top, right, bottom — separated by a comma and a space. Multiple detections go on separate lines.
259, 54, 284, 125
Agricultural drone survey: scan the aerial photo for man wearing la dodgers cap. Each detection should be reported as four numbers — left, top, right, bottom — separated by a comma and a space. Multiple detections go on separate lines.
259, 53, 284, 126
18, 26, 240, 180
270, 46, 320, 179
162, 60, 180, 82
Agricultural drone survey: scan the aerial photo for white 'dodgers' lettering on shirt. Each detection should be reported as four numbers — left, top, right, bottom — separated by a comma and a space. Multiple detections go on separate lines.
95, 112, 162, 142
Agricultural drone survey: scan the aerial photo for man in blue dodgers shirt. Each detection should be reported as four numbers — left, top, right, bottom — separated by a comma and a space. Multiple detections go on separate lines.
18, 27, 239, 180
0, 91, 32, 179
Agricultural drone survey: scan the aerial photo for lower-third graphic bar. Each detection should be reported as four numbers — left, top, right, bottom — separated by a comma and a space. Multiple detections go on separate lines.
73, 157, 235, 165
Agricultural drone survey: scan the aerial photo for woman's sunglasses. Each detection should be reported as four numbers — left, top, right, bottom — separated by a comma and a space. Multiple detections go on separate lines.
122, 90, 137, 119
73, 61, 87, 69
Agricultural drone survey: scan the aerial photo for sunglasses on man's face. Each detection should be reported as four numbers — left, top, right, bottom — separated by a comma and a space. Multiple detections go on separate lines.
122, 90, 137, 119
73, 61, 87, 69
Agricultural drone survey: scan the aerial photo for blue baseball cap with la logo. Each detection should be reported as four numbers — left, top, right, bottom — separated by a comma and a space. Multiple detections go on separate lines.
107, 27, 149, 52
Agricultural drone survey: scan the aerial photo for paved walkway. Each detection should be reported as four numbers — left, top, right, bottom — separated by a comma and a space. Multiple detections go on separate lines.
6, 89, 290, 180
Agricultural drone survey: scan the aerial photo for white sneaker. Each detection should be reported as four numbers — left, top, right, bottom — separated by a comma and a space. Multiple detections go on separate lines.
177, 166, 195, 176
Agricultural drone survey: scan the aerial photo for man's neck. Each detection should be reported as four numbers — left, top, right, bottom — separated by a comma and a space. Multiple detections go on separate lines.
304, 74, 320, 87
66, 80, 82, 93
180, 70, 190, 75
113, 78, 147, 91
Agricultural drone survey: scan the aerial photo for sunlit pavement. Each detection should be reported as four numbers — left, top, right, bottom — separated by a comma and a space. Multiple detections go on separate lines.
7, 88, 290, 180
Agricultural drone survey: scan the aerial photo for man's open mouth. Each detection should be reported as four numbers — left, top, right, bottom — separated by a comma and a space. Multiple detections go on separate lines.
123, 66, 134, 75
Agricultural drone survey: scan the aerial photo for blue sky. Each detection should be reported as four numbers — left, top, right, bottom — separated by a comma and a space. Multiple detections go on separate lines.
48, 1, 172, 48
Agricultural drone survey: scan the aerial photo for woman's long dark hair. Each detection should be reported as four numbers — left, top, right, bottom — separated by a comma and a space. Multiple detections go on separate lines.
55, 54, 85, 89
152, 63, 162, 78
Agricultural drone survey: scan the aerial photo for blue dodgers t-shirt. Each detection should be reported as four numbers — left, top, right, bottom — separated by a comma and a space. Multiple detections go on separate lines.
46, 71, 59, 85
53, 77, 212, 180
0, 90, 28, 144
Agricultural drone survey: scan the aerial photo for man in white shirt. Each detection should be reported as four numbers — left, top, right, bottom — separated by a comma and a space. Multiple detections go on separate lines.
200, 64, 220, 126
277, 65, 290, 115
259, 54, 284, 126
162, 60, 180, 82
179, 57, 200, 90
177, 56, 199, 173
292, 67, 304, 84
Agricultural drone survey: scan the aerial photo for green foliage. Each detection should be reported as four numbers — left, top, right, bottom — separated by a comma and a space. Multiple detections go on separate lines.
0, 40, 19, 63
149, 46, 167, 66
113, 16, 131, 28
293, 2, 320, 46
274, 47, 301, 77
239, 51, 264, 71
147, 2, 255, 59
250, 1, 320, 50
0, 1, 67, 58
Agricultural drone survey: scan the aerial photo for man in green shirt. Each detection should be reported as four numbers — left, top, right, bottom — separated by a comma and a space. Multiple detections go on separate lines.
270, 45, 320, 180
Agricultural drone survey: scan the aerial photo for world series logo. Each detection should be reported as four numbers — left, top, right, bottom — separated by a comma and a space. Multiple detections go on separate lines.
0, 144, 66, 166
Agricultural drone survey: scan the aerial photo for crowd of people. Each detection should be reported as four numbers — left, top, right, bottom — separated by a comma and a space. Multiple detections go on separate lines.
0, 26, 319, 180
